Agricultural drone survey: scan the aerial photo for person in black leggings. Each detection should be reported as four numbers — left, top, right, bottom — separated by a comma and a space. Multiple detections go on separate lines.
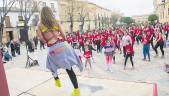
54, 68, 78, 89
124, 43, 134, 70
154, 42, 164, 57
154, 31, 164, 58
96, 40, 101, 53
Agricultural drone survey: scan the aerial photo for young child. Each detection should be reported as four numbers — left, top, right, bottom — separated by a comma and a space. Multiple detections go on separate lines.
110, 37, 117, 64
116, 34, 122, 54
85, 40, 96, 63
74, 44, 82, 62
83, 46, 92, 69
124, 41, 134, 70
104, 39, 115, 72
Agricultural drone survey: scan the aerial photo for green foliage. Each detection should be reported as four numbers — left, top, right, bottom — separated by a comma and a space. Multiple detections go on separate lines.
120, 17, 135, 25
148, 14, 158, 25
148, 14, 158, 22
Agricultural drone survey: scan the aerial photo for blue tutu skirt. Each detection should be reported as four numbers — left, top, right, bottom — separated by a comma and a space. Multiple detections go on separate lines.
46, 42, 83, 77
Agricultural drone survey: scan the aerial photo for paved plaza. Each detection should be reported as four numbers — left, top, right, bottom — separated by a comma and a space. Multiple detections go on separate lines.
4, 44, 169, 96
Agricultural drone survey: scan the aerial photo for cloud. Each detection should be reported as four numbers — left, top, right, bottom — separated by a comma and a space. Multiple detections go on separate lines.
88, 0, 154, 16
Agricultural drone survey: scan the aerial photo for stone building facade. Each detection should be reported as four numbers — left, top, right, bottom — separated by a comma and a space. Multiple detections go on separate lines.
1, 0, 59, 44
57, 0, 115, 33
132, 14, 150, 23
1, 0, 119, 44
154, 0, 169, 23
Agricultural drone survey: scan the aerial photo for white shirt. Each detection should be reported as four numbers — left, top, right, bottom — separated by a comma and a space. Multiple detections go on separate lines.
122, 35, 132, 47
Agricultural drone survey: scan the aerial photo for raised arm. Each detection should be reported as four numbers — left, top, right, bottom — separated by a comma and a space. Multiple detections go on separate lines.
58, 23, 66, 40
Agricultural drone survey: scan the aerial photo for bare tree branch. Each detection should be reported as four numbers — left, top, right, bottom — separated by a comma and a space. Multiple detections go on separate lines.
0, 0, 16, 45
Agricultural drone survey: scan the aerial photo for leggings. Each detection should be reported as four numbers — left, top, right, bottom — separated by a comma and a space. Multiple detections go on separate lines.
166, 31, 169, 41
85, 58, 92, 68
154, 41, 164, 56
136, 35, 142, 44
124, 54, 134, 67
54, 68, 78, 89
123, 46, 126, 57
106, 55, 113, 64
150, 38, 154, 49
97, 44, 101, 53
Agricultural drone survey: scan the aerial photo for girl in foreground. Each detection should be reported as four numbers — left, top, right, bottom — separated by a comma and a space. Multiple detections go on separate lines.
37, 7, 83, 96
124, 41, 134, 70
84, 46, 92, 69
104, 39, 115, 72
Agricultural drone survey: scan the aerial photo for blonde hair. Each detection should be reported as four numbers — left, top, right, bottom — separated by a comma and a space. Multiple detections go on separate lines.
40, 6, 66, 39
40, 6, 57, 28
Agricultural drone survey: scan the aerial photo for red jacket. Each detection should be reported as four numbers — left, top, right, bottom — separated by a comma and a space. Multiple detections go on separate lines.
125, 44, 134, 55
157, 33, 163, 43
66, 36, 72, 44
84, 50, 92, 58
142, 36, 150, 44
101, 36, 106, 46
78, 36, 84, 45
72, 36, 76, 43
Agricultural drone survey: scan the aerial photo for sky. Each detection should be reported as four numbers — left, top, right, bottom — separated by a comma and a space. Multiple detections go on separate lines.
87, 0, 154, 16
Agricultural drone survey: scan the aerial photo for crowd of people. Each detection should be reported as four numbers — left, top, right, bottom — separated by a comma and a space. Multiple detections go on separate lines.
0, 36, 46, 63
65, 23, 169, 71
0, 23, 168, 68
0, 40, 21, 62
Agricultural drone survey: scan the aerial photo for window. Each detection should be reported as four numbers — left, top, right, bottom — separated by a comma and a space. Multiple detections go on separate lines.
18, 16, 23, 21
18, 16, 24, 27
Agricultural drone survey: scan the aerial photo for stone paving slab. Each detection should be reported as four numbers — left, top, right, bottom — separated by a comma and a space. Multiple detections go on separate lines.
6, 68, 156, 96
27, 75, 156, 96
9, 88, 23, 96
5, 68, 52, 96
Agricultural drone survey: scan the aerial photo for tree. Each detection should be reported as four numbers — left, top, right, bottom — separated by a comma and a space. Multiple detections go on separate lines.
101, 15, 104, 28
31, 14, 39, 26
17, 0, 40, 41
64, 0, 78, 33
120, 17, 135, 25
110, 15, 118, 26
0, 0, 16, 46
98, 14, 101, 29
78, 2, 88, 33
148, 14, 158, 25
94, 15, 98, 29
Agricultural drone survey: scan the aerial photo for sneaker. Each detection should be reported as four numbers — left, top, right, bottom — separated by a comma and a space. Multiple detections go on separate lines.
55, 79, 62, 88
72, 88, 80, 96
